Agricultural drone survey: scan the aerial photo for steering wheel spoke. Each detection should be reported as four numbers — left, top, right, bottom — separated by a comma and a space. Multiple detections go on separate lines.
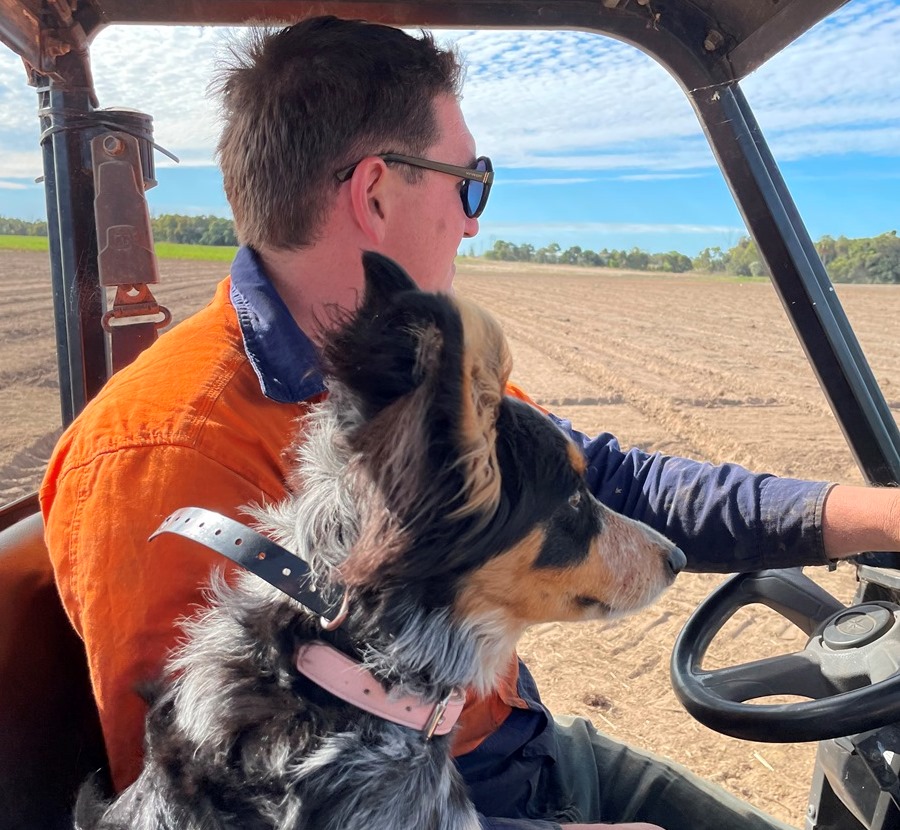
699, 651, 833, 702
739, 569, 846, 634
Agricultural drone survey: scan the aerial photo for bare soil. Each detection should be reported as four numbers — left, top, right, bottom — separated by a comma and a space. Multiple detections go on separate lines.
3, 249, 900, 827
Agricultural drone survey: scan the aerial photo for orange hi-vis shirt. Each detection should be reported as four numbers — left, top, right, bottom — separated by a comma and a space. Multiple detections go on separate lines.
41, 265, 530, 792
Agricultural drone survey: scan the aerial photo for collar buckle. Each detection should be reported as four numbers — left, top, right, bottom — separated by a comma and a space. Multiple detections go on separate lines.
423, 690, 461, 740
319, 590, 350, 631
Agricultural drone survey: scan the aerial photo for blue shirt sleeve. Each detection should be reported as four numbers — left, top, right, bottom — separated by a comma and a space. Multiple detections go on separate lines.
479, 817, 560, 830
550, 414, 833, 572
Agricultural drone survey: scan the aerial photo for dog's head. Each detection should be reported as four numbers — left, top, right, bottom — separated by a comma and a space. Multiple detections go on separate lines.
320, 252, 683, 639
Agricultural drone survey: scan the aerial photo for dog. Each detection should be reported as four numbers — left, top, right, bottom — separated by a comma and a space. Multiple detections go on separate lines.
78, 252, 685, 830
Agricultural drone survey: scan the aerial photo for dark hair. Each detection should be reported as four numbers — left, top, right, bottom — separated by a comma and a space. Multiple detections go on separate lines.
213, 16, 463, 250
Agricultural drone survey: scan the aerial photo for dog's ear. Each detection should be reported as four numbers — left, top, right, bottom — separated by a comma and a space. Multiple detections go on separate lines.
358, 251, 417, 315
327, 256, 514, 590
322, 252, 448, 420
450, 297, 512, 521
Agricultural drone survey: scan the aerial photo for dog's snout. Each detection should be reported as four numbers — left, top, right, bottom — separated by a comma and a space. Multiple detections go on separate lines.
666, 546, 687, 577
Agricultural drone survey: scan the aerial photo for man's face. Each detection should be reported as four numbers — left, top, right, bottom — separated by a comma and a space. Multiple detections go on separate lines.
380, 94, 481, 294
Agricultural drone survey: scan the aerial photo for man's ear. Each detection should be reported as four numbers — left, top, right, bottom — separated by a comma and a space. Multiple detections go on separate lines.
347, 157, 391, 246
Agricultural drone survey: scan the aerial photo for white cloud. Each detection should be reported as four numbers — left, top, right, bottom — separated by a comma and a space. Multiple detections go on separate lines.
0, 150, 42, 179
90, 25, 227, 155
0, 3, 896, 180
0, 180, 27, 190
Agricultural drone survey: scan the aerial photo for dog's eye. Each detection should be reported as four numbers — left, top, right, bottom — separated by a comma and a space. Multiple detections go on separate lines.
568, 491, 582, 509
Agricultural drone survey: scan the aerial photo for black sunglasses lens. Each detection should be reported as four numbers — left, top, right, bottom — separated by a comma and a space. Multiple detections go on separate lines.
463, 157, 491, 218
464, 181, 483, 218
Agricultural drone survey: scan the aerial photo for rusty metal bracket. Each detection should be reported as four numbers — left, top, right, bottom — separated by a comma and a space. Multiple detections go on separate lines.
91, 129, 170, 372
91, 130, 160, 286
102, 283, 171, 331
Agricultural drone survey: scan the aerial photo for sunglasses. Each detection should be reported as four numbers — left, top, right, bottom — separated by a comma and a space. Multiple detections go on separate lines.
335, 153, 494, 219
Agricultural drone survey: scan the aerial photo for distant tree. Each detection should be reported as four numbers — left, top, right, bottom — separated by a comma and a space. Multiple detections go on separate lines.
0, 217, 48, 236
559, 245, 582, 265
816, 235, 837, 266
151, 213, 237, 246
483, 239, 516, 261
827, 231, 900, 284
726, 236, 768, 277
534, 242, 561, 264
649, 251, 692, 273
199, 216, 238, 246
692, 246, 728, 272
624, 247, 649, 270
514, 242, 535, 262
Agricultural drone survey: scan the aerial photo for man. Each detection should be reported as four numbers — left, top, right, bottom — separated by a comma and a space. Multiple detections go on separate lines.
41, 16, 900, 830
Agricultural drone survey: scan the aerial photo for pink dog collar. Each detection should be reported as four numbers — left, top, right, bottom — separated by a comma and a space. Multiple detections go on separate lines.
295, 641, 466, 738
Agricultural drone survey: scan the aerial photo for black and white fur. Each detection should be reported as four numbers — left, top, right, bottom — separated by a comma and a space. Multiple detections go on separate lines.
78, 252, 684, 830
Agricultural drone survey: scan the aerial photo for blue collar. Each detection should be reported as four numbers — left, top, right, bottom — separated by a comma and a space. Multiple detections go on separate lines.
229, 246, 326, 404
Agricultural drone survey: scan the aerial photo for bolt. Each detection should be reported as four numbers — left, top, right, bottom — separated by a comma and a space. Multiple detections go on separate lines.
103, 135, 125, 155
704, 29, 725, 52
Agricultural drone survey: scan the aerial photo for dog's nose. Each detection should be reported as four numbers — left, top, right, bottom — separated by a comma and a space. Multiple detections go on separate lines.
667, 546, 687, 577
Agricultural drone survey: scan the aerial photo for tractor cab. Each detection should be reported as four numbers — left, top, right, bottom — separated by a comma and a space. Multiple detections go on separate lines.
0, 2, 898, 829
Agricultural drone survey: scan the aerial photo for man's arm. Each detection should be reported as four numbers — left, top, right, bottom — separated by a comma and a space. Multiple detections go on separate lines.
823, 484, 900, 559
551, 415, 833, 572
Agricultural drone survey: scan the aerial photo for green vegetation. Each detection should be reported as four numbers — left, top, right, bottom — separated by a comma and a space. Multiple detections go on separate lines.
3, 214, 899, 282
484, 232, 900, 284
817, 232, 900, 284
153, 242, 238, 261
0, 213, 238, 248
0, 234, 49, 252
0, 217, 48, 237
0, 233, 236, 262
483, 240, 692, 273
152, 214, 237, 246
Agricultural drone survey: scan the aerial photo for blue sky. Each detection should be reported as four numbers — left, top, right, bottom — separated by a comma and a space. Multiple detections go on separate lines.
0, 1, 898, 256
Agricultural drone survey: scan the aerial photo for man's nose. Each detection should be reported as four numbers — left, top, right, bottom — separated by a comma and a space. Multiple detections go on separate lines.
463, 215, 479, 238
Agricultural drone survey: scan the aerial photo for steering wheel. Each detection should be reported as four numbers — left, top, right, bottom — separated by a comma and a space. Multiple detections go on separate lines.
670, 568, 900, 742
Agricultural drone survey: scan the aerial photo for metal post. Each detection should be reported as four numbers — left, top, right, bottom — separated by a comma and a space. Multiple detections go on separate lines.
36, 50, 108, 426
689, 81, 900, 486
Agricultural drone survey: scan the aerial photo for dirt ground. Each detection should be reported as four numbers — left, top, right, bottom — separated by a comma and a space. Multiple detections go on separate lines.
3, 249, 900, 827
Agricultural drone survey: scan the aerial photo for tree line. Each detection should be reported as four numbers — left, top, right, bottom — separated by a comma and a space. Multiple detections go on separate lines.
482, 231, 900, 284
0, 214, 238, 247
482, 240, 693, 273
3, 214, 898, 284
0, 216, 49, 236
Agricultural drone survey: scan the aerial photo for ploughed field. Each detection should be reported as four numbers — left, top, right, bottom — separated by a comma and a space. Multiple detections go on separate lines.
3, 249, 900, 826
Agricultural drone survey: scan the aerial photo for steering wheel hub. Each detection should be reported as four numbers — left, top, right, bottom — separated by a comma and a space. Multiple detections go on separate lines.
823, 604, 895, 650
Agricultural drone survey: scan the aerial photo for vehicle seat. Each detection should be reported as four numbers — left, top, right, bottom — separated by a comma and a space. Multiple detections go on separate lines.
0, 510, 109, 830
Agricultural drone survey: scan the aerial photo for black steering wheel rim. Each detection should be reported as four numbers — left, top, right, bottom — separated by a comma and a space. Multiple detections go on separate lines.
670, 568, 900, 742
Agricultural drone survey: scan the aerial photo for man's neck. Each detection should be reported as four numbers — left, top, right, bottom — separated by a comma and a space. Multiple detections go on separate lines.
258, 244, 365, 343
